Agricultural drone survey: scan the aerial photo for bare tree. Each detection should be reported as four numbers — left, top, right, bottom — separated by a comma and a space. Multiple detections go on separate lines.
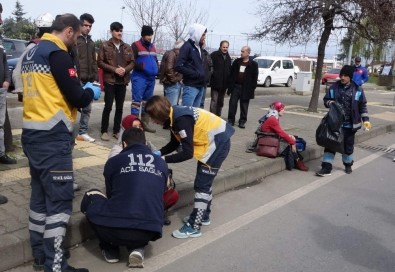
166, 0, 209, 42
254, 0, 395, 112
123, 0, 175, 43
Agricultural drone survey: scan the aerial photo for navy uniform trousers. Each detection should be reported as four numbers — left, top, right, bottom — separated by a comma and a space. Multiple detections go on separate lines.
23, 138, 74, 272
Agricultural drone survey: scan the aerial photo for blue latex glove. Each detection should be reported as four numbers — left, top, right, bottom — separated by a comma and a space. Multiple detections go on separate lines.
83, 82, 101, 100
153, 150, 161, 156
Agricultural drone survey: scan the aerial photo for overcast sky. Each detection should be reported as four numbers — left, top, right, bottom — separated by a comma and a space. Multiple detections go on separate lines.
2, 0, 339, 58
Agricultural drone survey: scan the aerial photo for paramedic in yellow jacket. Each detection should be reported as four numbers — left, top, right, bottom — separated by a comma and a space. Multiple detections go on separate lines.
145, 95, 235, 239
21, 14, 100, 272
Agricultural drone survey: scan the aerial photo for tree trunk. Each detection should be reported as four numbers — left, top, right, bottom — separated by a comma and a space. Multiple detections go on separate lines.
308, 12, 334, 112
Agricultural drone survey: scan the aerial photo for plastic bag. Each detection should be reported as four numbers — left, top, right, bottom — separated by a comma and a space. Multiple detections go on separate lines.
327, 102, 345, 132
315, 115, 344, 154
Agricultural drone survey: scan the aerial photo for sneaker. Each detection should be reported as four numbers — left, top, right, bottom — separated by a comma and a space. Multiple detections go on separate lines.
316, 168, 332, 177
393, 157, 395, 162
227, 121, 234, 126
172, 223, 201, 239
76, 134, 95, 143
101, 248, 120, 263
183, 216, 211, 226
32, 257, 45, 271
0, 194, 7, 205
345, 165, 352, 174
0, 154, 17, 164
64, 265, 89, 272
128, 250, 144, 268
238, 123, 245, 129
112, 133, 119, 139
100, 132, 110, 141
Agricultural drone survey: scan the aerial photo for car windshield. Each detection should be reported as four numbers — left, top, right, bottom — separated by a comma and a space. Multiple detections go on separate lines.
328, 68, 341, 74
254, 59, 274, 69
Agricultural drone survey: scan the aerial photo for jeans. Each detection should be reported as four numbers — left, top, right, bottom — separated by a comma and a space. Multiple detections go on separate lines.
164, 82, 182, 106
227, 84, 250, 125
0, 88, 6, 157
78, 102, 92, 135
181, 85, 204, 107
210, 88, 226, 116
101, 83, 126, 134
199, 87, 207, 108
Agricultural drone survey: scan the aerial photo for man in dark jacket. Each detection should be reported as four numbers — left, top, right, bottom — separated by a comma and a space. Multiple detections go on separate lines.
75, 13, 98, 143
175, 23, 207, 107
81, 127, 168, 268
210, 40, 232, 116
316, 65, 370, 176
159, 39, 184, 106
98, 22, 134, 141
227, 46, 258, 128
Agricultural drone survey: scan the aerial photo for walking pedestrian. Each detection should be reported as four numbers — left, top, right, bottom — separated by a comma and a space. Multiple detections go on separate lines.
353, 56, 369, 87
316, 65, 370, 176
21, 14, 101, 272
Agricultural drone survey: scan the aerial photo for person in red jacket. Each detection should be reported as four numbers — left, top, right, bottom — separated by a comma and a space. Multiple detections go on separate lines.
260, 101, 308, 171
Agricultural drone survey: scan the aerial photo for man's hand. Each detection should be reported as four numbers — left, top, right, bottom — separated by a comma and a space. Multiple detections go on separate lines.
83, 82, 101, 100
291, 144, 297, 153
2, 81, 10, 89
115, 66, 126, 77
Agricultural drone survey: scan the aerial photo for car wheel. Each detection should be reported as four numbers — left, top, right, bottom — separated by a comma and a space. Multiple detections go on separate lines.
264, 77, 271, 87
285, 76, 293, 87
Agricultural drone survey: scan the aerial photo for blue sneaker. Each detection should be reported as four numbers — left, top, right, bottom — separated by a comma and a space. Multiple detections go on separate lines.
172, 223, 201, 239
183, 216, 211, 226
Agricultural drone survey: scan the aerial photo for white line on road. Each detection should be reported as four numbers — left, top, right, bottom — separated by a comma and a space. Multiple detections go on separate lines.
129, 147, 390, 272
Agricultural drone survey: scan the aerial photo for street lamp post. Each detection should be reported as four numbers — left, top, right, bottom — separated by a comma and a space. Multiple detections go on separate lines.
121, 6, 125, 23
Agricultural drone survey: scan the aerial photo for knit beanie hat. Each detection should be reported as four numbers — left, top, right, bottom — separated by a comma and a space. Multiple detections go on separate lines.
141, 25, 154, 37
339, 65, 354, 79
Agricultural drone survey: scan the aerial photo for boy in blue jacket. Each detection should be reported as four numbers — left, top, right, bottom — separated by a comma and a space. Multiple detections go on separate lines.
81, 127, 168, 268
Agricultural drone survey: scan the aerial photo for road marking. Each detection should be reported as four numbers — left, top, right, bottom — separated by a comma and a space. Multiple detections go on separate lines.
131, 147, 390, 272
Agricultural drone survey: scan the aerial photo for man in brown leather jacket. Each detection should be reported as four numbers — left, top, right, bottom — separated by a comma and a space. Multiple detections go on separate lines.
159, 40, 184, 105
98, 22, 134, 141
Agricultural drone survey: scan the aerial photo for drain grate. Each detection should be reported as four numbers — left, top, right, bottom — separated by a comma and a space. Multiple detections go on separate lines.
357, 144, 395, 154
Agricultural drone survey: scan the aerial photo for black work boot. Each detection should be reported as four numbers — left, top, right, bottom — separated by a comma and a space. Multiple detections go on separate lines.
316, 162, 332, 177
344, 161, 353, 174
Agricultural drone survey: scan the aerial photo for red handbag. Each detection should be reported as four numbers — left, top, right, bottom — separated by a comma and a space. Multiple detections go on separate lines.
256, 135, 280, 158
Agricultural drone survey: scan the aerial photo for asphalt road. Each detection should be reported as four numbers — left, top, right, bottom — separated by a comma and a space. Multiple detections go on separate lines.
6, 132, 395, 272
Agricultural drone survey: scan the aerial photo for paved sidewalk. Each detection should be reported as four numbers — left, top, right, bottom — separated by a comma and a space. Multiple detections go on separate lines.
1, 83, 394, 271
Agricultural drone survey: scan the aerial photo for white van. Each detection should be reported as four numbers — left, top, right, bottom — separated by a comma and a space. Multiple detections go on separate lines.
253, 56, 295, 87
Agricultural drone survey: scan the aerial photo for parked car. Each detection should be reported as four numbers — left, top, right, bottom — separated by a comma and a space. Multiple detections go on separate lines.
253, 56, 295, 87
3, 37, 28, 59
321, 68, 341, 85
2, 38, 28, 92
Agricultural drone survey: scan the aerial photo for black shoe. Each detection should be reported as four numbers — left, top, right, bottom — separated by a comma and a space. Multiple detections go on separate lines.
64, 265, 89, 272
32, 257, 45, 271
316, 168, 332, 177
227, 121, 234, 126
345, 165, 352, 174
101, 248, 120, 263
238, 123, 245, 129
164, 216, 171, 226
0, 194, 7, 205
0, 154, 17, 164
